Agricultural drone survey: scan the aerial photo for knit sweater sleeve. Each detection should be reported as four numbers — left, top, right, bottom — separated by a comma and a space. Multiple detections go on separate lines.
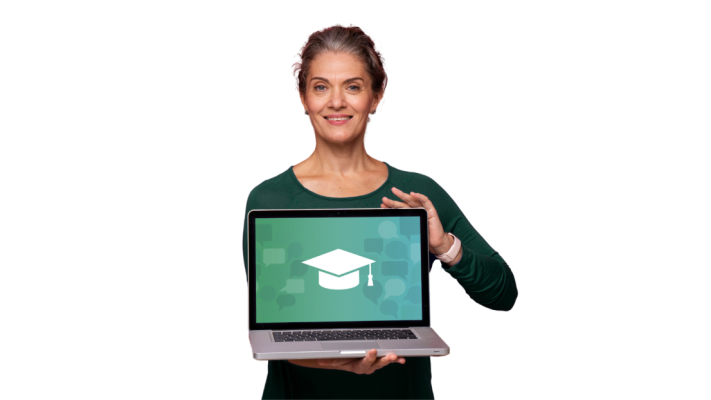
407, 175, 518, 311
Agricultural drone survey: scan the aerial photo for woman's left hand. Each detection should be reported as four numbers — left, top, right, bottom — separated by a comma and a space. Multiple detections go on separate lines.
381, 187, 453, 256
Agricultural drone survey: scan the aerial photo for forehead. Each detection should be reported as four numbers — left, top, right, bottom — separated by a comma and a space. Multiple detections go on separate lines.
308, 51, 369, 82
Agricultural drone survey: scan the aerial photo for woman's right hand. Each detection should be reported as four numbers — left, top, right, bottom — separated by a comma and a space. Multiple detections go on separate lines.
316, 349, 406, 374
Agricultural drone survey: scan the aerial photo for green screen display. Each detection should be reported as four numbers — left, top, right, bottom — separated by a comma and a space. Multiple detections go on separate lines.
254, 217, 424, 323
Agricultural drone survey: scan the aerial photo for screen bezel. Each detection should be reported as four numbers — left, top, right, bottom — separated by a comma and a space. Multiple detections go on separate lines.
248, 208, 431, 331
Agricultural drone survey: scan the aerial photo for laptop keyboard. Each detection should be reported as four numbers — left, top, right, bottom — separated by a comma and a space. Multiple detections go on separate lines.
272, 329, 417, 342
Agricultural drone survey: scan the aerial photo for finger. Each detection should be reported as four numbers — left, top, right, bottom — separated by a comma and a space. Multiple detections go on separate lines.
380, 203, 389, 208
383, 197, 414, 208
376, 353, 398, 367
393, 357, 405, 364
352, 350, 380, 374
409, 193, 439, 225
363, 349, 378, 366
410, 192, 436, 212
317, 358, 334, 366
357, 349, 378, 371
382, 196, 410, 209
391, 187, 422, 208
372, 353, 398, 371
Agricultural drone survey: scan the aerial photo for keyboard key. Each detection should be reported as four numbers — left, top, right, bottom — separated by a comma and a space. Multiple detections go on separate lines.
273, 329, 417, 342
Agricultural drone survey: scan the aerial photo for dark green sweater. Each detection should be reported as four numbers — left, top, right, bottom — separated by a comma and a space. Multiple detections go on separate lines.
242, 162, 518, 399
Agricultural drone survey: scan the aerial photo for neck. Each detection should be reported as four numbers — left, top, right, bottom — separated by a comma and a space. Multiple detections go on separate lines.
302, 133, 375, 176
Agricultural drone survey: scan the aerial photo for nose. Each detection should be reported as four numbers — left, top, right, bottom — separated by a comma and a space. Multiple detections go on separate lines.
327, 86, 346, 110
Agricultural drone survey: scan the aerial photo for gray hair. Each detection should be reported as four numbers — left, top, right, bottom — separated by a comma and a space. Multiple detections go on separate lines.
291, 24, 389, 95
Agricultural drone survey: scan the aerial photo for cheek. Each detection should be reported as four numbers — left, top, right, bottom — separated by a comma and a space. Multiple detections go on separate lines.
304, 94, 324, 110
350, 97, 372, 114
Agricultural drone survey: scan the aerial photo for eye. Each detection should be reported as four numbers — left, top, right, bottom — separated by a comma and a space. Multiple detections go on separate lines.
347, 85, 360, 91
314, 85, 327, 91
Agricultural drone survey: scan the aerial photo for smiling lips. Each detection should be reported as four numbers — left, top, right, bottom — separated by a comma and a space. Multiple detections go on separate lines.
324, 114, 353, 125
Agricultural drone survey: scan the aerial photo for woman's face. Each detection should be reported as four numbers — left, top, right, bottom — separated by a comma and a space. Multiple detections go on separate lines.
300, 51, 382, 144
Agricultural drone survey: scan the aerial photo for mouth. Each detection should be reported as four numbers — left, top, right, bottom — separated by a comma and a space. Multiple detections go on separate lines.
324, 115, 353, 125
324, 116, 353, 121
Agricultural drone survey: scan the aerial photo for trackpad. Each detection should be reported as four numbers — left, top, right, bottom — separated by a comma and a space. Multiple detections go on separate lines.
321, 342, 380, 351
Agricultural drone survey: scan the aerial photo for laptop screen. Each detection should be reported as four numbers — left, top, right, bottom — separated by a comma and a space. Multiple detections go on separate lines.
253, 215, 425, 325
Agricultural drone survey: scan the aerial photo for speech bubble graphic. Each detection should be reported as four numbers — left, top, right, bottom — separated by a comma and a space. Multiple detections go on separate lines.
382, 261, 408, 279
410, 262, 422, 284
256, 264, 262, 278
256, 281, 259, 292
404, 285, 422, 304
287, 242, 303, 261
384, 278, 406, 299
364, 238, 384, 254
280, 279, 305, 294
256, 224, 272, 246
401, 305, 422, 320
258, 285, 276, 302
410, 243, 421, 262
380, 300, 398, 319
363, 279, 383, 305
385, 241, 408, 260
289, 260, 307, 277
277, 294, 296, 311
369, 262, 381, 276
400, 217, 419, 240
378, 220, 398, 239
263, 248, 285, 267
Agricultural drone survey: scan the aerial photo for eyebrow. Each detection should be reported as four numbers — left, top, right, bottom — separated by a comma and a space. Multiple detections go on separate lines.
310, 77, 364, 84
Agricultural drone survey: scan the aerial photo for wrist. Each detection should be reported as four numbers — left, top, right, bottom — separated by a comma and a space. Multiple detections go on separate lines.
434, 233, 461, 264
434, 233, 454, 255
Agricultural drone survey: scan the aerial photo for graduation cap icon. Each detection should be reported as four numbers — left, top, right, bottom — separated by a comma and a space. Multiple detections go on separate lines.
302, 249, 376, 290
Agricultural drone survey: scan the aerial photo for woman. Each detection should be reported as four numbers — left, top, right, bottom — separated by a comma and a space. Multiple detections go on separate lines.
242, 25, 518, 399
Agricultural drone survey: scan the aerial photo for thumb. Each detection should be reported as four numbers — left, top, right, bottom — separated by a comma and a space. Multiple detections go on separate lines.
317, 359, 333, 366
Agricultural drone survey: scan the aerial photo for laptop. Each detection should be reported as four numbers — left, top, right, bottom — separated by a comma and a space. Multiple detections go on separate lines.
248, 208, 450, 360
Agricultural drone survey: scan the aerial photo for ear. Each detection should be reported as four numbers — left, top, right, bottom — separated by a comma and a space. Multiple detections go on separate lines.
371, 88, 384, 111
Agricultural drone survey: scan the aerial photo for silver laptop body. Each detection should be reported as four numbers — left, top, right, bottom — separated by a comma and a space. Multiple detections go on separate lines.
248, 208, 450, 360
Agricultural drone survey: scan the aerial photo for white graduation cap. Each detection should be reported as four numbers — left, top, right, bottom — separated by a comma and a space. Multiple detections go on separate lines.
302, 249, 376, 290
